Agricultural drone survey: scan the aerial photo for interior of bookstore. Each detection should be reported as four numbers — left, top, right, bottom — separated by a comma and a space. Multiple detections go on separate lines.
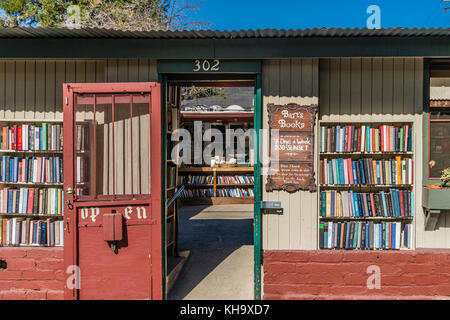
164, 81, 256, 299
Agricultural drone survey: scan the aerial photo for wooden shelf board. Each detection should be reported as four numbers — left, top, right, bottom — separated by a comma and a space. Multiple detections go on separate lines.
180, 197, 254, 205
320, 152, 413, 156
319, 248, 412, 251
320, 216, 413, 221
0, 150, 63, 154
216, 184, 254, 187
179, 167, 254, 173
319, 120, 414, 125
320, 184, 413, 188
0, 119, 63, 123
0, 182, 63, 186
0, 244, 63, 247
0, 213, 63, 218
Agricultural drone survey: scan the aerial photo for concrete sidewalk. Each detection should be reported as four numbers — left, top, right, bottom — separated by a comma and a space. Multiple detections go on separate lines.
168, 205, 254, 300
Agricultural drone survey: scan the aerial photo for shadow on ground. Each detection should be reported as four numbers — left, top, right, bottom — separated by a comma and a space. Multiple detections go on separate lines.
168, 205, 254, 300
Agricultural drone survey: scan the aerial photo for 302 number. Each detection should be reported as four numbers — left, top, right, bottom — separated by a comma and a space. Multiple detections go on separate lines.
193, 59, 220, 72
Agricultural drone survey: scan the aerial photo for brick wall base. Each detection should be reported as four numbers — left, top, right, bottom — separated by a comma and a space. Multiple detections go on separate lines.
0, 248, 64, 300
263, 250, 450, 300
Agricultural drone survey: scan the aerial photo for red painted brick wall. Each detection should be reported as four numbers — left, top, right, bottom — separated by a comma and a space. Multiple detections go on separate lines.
0, 248, 64, 300
263, 250, 450, 300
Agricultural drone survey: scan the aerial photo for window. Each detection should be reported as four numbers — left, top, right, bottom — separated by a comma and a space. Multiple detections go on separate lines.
74, 93, 151, 199
428, 60, 450, 179
429, 110, 450, 178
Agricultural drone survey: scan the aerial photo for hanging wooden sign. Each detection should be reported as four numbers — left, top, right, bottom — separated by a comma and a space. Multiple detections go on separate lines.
266, 103, 318, 193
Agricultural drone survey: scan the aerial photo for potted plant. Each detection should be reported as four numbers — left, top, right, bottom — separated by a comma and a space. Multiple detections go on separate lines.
440, 166, 450, 188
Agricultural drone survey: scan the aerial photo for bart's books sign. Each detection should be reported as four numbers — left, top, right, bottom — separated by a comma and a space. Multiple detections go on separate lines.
266, 103, 318, 192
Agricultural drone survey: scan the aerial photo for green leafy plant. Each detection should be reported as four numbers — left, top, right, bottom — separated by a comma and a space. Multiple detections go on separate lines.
440, 167, 450, 188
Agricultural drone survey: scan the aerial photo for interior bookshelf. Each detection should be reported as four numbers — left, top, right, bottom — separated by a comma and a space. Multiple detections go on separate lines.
0, 120, 64, 247
166, 84, 180, 256
318, 122, 415, 251
178, 167, 254, 205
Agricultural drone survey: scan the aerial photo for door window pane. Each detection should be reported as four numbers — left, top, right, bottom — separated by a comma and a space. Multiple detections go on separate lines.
74, 93, 150, 198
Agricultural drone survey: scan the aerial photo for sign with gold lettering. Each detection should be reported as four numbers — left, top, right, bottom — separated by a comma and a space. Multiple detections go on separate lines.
266, 103, 318, 192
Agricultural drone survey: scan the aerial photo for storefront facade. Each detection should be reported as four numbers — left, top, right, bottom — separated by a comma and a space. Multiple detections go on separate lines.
0, 27, 449, 300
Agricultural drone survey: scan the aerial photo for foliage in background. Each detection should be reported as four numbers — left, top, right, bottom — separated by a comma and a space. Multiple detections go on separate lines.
0, 0, 209, 30
182, 86, 228, 101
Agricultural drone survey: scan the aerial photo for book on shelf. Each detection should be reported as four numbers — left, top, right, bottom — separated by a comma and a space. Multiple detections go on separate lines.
0, 156, 62, 184
76, 124, 89, 152
183, 175, 214, 185
216, 188, 254, 198
1, 217, 63, 246
320, 124, 412, 153
76, 156, 88, 184
319, 157, 413, 185
217, 175, 254, 184
0, 123, 63, 151
0, 188, 64, 215
181, 188, 214, 198
320, 189, 414, 218
167, 167, 177, 188
319, 221, 413, 250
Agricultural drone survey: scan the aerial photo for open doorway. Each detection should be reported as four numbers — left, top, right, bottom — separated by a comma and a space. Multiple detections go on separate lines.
164, 80, 257, 300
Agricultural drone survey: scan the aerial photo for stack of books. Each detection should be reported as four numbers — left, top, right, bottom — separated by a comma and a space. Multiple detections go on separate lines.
0, 217, 63, 246
319, 221, 413, 250
0, 188, 63, 215
320, 124, 413, 153
0, 156, 63, 183
217, 175, 254, 184
0, 123, 63, 151
319, 157, 413, 185
320, 189, 413, 218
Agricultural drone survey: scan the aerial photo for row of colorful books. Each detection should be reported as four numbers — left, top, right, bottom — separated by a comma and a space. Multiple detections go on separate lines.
0, 156, 63, 183
319, 222, 413, 250
0, 124, 63, 151
1, 218, 63, 246
320, 190, 414, 218
320, 125, 412, 153
216, 188, 254, 198
180, 188, 214, 198
217, 175, 254, 184
319, 157, 413, 185
0, 188, 64, 215
182, 175, 214, 185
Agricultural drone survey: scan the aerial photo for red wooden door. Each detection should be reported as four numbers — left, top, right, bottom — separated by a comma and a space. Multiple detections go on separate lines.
62, 83, 162, 300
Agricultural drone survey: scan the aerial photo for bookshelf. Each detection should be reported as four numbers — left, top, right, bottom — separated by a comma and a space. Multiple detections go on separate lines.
166, 84, 180, 256
178, 167, 254, 205
318, 122, 415, 251
0, 120, 64, 247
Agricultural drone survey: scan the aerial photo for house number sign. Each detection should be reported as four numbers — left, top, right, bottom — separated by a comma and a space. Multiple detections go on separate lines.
193, 59, 220, 72
266, 103, 318, 193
